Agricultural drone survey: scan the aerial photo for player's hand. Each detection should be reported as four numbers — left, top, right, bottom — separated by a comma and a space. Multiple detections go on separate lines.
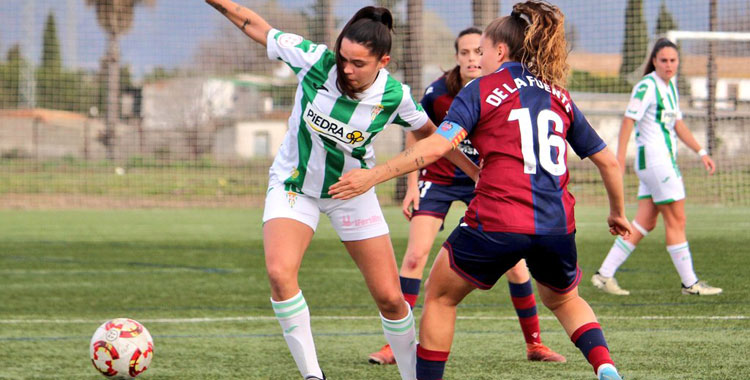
701, 155, 716, 175
607, 213, 632, 237
401, 185, 420, 220
328, 169, 376, 200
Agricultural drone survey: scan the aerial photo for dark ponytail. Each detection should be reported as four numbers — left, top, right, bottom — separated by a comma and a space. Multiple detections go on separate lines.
335, 6, 393, 99
644, 37, 679, 75
445, 27, 482, 97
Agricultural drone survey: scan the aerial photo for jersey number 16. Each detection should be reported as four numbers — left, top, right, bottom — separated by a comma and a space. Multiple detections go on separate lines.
508, 107, 566, 176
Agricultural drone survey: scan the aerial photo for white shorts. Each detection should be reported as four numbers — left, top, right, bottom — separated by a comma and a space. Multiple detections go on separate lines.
262, 180, 389, 241
636, 163, 685, 204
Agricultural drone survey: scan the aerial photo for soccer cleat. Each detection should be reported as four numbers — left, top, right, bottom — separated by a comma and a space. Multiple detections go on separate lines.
682, 280, 722, 295
526, 343, 567, 362
368, 343, 396, 365
591, 273, 630, 295
597, 363, 622, 380
304, 370, 326, 380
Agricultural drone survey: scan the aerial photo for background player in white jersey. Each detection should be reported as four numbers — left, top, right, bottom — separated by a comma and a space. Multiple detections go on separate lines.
206, 1, 477, 379
592, 38, 721, 296
368, 27, 564, 366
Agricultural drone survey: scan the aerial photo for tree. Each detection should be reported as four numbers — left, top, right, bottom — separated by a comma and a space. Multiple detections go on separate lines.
654, 0, 676, 36
619, 0, 648, 82
566, 22, 580, 52
36, 11, 63, 109
0, 45, 25, 108
654, 1, 687, 95
85, 0, 155, 159
40, 12, 62, 72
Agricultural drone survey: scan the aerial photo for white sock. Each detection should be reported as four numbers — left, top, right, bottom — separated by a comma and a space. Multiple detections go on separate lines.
598, 236, 636, 278
667, 242, 698, 287
271, 291, 323, 379
380, 304, 417, 380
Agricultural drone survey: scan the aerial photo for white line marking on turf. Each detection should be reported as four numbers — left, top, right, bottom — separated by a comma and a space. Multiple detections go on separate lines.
0, 315, 746, 324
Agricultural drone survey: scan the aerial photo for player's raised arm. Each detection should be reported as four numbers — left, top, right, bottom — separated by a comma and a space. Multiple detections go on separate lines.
205, 0, 272, 46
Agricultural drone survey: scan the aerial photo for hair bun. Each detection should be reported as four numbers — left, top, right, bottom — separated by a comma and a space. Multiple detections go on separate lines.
370, 7, 393, 30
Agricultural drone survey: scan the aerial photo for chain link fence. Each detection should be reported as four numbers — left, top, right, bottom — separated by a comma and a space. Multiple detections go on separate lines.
0, 0, 748, 208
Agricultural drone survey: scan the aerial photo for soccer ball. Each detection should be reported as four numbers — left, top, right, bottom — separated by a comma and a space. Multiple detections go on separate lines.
90, 318, 154, 379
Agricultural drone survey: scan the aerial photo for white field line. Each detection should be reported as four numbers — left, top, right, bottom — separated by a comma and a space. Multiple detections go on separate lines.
0, 315, 746, 324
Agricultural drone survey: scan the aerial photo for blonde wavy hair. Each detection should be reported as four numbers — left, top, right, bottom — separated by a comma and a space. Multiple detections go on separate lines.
484, 1, 569, 87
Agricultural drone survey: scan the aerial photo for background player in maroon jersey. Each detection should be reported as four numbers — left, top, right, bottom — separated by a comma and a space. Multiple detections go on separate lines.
368, 27, 564, 366
329, 2, 631, 379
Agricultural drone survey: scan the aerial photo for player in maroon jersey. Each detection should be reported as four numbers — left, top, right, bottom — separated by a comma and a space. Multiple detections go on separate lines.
329, 2, 631, 379
367, 27, 564, 366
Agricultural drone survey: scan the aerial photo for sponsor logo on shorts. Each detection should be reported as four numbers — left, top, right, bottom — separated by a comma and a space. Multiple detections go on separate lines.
341, 215, 383, 227
662, 176, 670, 183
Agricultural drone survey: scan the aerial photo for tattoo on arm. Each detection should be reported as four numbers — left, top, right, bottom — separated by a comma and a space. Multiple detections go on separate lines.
235, 5, 243, 12
414, 157, 425, 169
241, 18, 251, 29
210, 3, 228, 14
386, 163, 400, 175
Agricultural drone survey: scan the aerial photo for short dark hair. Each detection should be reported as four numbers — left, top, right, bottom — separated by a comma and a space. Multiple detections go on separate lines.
334, 6, 393, 99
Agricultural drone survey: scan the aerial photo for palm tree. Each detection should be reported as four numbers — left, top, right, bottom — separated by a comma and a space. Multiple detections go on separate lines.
85, 0, 155, 159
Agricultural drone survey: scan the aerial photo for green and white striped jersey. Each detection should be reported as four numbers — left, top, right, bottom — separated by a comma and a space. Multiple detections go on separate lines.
624, 72, 683, 170
266, 29, 428, 198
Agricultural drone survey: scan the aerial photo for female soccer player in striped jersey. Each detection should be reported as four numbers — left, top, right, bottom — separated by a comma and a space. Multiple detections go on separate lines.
330, 1, 631, 379
592, 38, 721, 296
206, 1, 476, 379
368, 27, 565, 366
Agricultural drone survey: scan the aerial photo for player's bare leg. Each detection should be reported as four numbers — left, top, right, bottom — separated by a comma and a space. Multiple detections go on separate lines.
344, 235, 416, 380
400, 215, 444, 279
594, 198, 658, 295
505, 261, 566, 362
417, 249, 476, 379
264, 218, 324, 379
538, 284, 620, 378
658, 200, 721, 294
369, 215, 442, 365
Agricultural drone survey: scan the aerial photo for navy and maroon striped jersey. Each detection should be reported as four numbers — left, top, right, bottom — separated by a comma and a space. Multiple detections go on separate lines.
443, 62, 606, 235
420, 76, 481, 185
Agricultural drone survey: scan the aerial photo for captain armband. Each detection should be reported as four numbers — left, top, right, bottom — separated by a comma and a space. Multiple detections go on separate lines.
435, 121, 468, 149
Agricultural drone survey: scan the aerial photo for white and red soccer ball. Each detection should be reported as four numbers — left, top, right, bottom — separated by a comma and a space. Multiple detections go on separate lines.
90, 318, 153, 379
